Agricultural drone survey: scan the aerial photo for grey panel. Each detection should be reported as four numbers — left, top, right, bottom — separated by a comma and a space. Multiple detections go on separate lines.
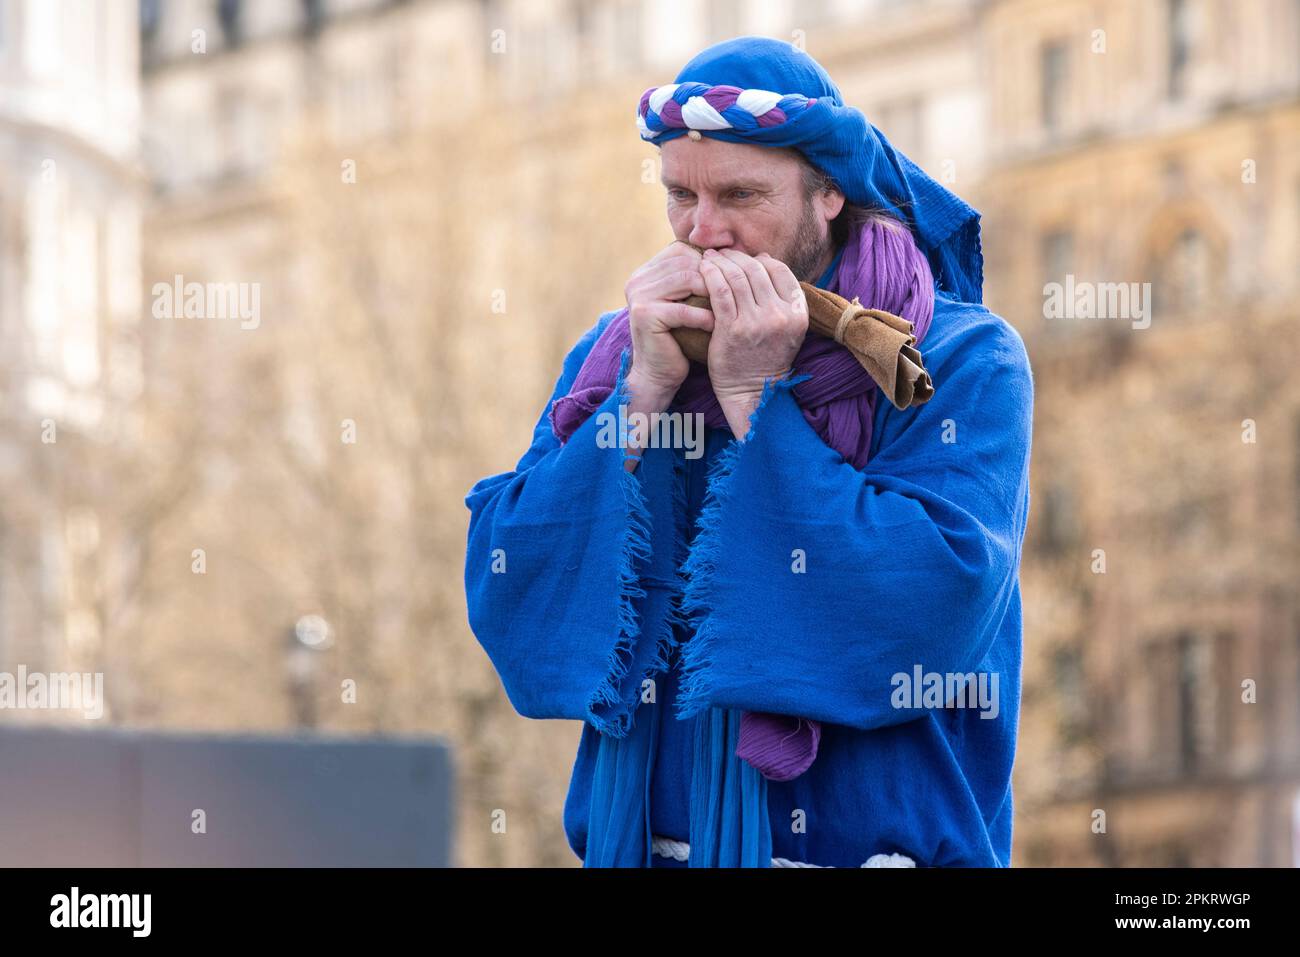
0, 727, 137, 866
0, 726, 453, 867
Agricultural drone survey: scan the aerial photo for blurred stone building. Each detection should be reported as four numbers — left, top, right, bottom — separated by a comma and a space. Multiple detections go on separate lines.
0, 0, 143, 717
979, 0, 1300, 866
118, 0, 1300, 868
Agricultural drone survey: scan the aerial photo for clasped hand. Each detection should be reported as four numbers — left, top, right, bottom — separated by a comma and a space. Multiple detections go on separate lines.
624, 244, 806, 442
698, 247, 808, 407
624, 241, 808, 438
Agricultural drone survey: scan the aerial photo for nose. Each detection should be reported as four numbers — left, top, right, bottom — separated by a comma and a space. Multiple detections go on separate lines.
686, 197, 732, 250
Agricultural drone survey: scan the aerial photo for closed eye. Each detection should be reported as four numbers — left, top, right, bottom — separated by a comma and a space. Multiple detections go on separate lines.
665, 187, 759, 201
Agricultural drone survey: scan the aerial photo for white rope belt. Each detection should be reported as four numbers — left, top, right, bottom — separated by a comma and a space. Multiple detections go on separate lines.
651, 835, 915, 868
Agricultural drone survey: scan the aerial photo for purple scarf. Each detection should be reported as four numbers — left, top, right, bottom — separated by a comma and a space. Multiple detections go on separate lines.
549, 214, 936, 781
549, 215, 935, 470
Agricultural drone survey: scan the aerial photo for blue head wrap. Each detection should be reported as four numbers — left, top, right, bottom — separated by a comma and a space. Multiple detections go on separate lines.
637, 35, 984, 304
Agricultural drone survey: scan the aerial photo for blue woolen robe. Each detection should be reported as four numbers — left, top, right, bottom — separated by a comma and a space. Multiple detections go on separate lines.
464, 290, 1034, 867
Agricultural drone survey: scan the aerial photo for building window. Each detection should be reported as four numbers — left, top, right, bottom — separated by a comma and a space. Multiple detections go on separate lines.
1167, 843, 1192, 868
1168, 0, 1193, 100
218, 0, 243, 49
1040, 40, 1068, 135
572, 0, 592, 40
1213, 629, 1235, 758
302, 0, 325, 37
1041, 227, 1074, 286
1040, 227, 1076, 334
568, 0, 594, 78
1154, 226, 1211, 316
1294, 410, 1300, 533
139, 0, 162, 67
1146, 639, 1181, 774
1176, 631, 1216, 774
1037, 480, 1081, 555
875, 96, 924, 159
1175, 494, 1214, 545
1051, 644, 1088, 746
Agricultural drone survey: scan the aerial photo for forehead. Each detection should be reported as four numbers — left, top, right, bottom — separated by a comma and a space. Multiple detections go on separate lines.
659, 137, 802, 186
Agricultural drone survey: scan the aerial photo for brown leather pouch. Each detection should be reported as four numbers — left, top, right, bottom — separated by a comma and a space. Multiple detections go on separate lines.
670, 248, 935, 409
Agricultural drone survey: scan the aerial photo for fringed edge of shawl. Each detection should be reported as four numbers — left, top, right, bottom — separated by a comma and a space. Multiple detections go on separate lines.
641, 446, 691, 685
586, 348, 654, 738
674, 372, 812, 722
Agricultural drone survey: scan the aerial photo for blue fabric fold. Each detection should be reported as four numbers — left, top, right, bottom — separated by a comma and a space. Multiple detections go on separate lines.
688, 707, 772, 867
583, 370, 806, 869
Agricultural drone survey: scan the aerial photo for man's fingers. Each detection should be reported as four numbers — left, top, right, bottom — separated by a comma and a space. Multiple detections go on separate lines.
756, 253, 801, 304
640, 301, 715, 331
706, 250, 758, 314
626, 256, 705, 300
641, 262, 708, 302
650, 241, 704, 266
721, 249, 779, 308
699, 257, 738, 324
640, 255, 703, 282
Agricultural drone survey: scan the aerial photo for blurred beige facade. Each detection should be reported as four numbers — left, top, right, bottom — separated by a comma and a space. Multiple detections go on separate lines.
980, 0, 1300, 867
1, 0, 1296, 866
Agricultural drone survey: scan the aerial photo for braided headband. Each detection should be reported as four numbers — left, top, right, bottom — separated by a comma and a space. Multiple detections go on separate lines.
636, 82, 818, 141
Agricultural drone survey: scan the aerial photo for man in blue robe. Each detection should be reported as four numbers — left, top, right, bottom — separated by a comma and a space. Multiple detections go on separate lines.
464, 37, 1034, 867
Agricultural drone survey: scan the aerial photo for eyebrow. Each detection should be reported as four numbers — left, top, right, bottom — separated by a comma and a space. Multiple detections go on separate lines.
660, 177, 772, 192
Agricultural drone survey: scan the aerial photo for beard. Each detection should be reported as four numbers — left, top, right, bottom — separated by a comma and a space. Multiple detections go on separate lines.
778, 198, 834, 283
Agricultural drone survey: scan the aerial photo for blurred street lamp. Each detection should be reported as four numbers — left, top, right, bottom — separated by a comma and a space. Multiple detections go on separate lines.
286, 614, 333, 729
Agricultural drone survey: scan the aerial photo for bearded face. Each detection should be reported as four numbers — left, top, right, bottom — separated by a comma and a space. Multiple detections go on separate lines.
660, 136, 845, 282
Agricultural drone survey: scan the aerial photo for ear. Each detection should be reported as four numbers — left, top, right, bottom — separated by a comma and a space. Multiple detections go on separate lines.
817, 188, 846, 224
